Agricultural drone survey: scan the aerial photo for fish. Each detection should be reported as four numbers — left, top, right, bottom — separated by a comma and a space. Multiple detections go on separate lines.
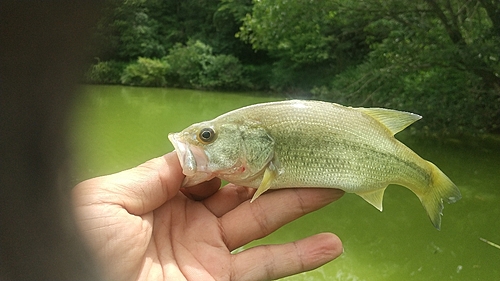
168, 100, 461, 229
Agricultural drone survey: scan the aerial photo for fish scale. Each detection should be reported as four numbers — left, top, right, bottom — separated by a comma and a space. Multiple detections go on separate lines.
169, 100, 461, 229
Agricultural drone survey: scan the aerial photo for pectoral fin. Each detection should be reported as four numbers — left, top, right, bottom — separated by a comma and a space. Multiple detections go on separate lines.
250, 162, 278, 203
356, 187, 387, 211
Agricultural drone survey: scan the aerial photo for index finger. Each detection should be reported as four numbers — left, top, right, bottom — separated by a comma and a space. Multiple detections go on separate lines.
220, 188, 344, 250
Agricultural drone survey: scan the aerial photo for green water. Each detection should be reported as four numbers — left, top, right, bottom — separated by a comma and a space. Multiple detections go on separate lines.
70, 85, 500, 281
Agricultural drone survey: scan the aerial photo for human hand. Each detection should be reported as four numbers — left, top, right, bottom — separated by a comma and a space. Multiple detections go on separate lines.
73, 152, 344, 281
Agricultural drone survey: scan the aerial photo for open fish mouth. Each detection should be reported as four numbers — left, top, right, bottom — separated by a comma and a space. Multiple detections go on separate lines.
168, 133, 213, 187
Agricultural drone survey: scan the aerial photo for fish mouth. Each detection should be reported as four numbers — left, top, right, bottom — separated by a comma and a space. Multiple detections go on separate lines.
168, 132, 213, 187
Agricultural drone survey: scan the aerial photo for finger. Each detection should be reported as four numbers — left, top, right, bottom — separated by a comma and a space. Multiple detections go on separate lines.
74, 152, 183, 215
231, 233, 343, 281
221, 188, 344, 250
202, 184, 255, 217
180, 177, 221, 201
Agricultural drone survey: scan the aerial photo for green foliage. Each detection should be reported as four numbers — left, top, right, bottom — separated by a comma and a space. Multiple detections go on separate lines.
198, 54, 248, 90
84, 60, 126, 84
86, 0, 500, 135
92, 1, 167, 61
240, 64, 272, 91
120, 57, 169, 87
312, 0, 500, 135
239, 0, 336, 63
114, 9, 165, 59
237, 0, 369, 90
164, 40, 248, 90
91, 0, 247, 61
164, 40, 213, 88
319, 61, 500, 134
213, 0, 255, 59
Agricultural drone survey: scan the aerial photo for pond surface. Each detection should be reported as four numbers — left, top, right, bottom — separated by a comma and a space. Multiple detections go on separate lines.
69, 85, 500, 281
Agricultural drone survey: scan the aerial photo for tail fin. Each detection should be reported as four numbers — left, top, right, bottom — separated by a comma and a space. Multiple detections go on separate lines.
420, 162, 461, 230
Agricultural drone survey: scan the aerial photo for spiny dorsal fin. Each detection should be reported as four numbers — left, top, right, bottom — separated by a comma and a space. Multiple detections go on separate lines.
356, 187, 387, 211
356, 107, 422, 135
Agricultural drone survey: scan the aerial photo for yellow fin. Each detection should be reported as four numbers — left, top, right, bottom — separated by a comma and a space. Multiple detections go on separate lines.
419, 161, 461, 230
356, 107, 422, 135
356, 187, 387, 211
250, 162, 277, 203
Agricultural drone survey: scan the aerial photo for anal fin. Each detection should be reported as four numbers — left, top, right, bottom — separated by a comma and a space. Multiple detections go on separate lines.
356, 187, 387, 211
250, 162, 278, 203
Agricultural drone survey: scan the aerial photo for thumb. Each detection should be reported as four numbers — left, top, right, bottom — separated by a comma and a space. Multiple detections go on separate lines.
73, 152, 184, 216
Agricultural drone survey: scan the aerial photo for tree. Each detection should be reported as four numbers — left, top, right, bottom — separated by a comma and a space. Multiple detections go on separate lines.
239, 0, 335, 64
85, 0, 500, 134
238, 0, 371, 90
91, 0, 250, 61
320, 0, 500, 134
91, 0, 166, 61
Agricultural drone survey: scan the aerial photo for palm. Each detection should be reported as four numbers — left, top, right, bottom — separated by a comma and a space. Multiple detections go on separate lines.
153, 196, 232, 280
73, 153, 344, 281
145, 195, 231, 281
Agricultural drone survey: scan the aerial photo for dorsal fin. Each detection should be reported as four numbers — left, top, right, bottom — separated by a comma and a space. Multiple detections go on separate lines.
356, 107, 422, 135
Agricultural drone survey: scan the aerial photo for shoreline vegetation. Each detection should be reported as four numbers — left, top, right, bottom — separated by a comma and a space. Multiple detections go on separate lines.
84, 0, 500, 136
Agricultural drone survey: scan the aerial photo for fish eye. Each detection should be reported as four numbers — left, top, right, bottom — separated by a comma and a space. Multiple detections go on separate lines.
198, 128, 216, 143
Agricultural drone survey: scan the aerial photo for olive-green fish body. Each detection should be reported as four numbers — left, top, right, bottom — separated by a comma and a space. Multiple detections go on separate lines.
168, 100, 461, 229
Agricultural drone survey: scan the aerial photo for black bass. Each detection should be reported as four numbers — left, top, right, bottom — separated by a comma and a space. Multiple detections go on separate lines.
168, 100, 461, 229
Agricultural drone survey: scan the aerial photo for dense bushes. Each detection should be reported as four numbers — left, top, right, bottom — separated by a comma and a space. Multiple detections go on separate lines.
121, 57, 169, 87
85, 0, 500, 135
84, 60, 126, 84
198, 54, 248, 90
85, 41, 248, 90
163, 41, 211, 88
